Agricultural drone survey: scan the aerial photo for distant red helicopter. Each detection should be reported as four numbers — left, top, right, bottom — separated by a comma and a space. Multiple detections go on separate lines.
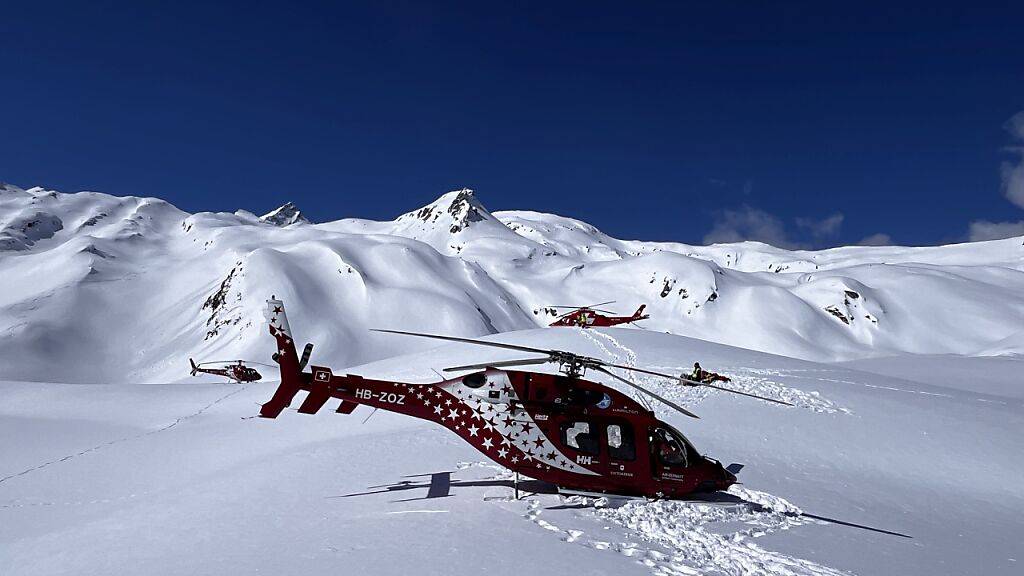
259, 298, 792, 500
189, 358, 264, 383
548, 301, 649, 328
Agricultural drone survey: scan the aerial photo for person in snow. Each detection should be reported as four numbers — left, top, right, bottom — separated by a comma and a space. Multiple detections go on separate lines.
688, 362, 731, 384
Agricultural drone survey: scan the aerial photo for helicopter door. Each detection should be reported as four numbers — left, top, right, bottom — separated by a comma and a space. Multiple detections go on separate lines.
605, 421, 639, 479
649, 426, 697, 482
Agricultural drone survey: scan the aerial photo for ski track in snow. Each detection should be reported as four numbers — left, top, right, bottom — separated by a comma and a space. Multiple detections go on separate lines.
579, 328, 654, 411
0, 385, 246, 490
756, 367, 1015, 406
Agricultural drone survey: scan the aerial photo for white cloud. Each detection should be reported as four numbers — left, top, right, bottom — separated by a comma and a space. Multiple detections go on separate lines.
963, 111, 1024, 243
968, 220, 1024, 242
703, 207, 850, 249
703, 206, 796, 248
1001, 111, 1024, 209
796, 213, 844, 239
857, 233, 893, 246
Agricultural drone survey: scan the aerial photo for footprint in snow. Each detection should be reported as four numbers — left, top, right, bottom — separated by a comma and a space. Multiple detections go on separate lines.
515, 487, 852, 576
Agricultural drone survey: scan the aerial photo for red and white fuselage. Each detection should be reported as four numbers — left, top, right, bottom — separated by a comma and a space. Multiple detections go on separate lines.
261, 299, 735, 499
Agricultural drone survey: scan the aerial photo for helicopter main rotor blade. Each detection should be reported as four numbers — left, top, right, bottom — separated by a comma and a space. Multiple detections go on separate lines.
550, 300, 616, 310
602, 362, 793, 407
694, 380, 794, 406
593, 366, 700, 419
444, 357, 551, 372
197, 360, 277, 368
371, 329, 554, 356
196, 360, 248, 366
601, 361, 677, 380
374, 328, 790, 408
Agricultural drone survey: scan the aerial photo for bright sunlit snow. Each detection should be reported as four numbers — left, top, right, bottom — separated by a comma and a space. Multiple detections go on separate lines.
1, 183, 1022, 575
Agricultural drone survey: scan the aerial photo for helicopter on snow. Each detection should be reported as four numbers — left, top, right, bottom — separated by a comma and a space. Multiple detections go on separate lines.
547, 301, 649, 328
259, 297, 793, 500
189, 358, 264, 383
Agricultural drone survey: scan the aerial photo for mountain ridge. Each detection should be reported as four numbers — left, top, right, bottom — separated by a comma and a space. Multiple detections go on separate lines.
1, 181, 1022, 383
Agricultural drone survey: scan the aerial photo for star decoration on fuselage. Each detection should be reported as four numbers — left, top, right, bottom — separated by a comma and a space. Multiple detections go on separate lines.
388, 374, 595, 476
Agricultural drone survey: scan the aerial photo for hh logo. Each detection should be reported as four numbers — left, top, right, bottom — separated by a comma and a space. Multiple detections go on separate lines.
576, 455, 592, 465
315, 370, 331, 382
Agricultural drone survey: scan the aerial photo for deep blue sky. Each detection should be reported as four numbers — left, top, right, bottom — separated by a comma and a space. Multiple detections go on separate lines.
3, 1, 1023, 246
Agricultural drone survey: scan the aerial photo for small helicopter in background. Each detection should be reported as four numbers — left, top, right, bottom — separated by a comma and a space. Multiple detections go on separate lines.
189, 358, 264, 383
547, 301, 649, 328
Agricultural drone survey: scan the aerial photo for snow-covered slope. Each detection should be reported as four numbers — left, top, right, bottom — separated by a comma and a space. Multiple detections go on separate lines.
2, 328, 1021, 576
3, 180, 1023, 576
1, 181, 1023, 384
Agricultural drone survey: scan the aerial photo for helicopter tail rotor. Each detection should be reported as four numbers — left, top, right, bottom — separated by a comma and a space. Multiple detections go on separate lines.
298, 342, 314, 371
189, 358, 199, 376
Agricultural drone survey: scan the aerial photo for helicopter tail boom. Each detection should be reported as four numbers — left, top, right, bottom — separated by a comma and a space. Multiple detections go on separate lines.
260, 297, 306, 418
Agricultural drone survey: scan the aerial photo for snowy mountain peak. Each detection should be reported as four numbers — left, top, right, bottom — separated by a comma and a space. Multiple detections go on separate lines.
3, 180, 1024, 385
398, 188, 494, 234
259, 202, 309, 226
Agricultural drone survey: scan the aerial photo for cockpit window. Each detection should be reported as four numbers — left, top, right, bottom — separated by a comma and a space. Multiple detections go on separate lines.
561, 421, 599, 455
652, 427, 691, 467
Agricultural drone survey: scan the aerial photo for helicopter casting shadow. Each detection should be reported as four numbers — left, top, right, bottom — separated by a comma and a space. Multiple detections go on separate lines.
331, 471, 560, 503
543, 490, 911, 538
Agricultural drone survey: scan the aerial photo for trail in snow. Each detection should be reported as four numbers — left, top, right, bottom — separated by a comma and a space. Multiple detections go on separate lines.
586, 493, 848, 576
583, 329, 845, 415
712, 367, 849, 414
759, 367, 1013, 405
735, 365, 1017, 408
0, 385, 245, 487
503, 469, 848, 576
579, 328, 656, 411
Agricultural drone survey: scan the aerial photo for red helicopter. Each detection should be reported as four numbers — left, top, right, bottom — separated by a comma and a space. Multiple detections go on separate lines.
547, 301, 649, 328
259, 298, 793, 500
189, 358, 264, 383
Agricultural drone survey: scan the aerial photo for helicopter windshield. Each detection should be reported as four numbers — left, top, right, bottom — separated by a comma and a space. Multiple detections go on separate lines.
652, 424, 700, 468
